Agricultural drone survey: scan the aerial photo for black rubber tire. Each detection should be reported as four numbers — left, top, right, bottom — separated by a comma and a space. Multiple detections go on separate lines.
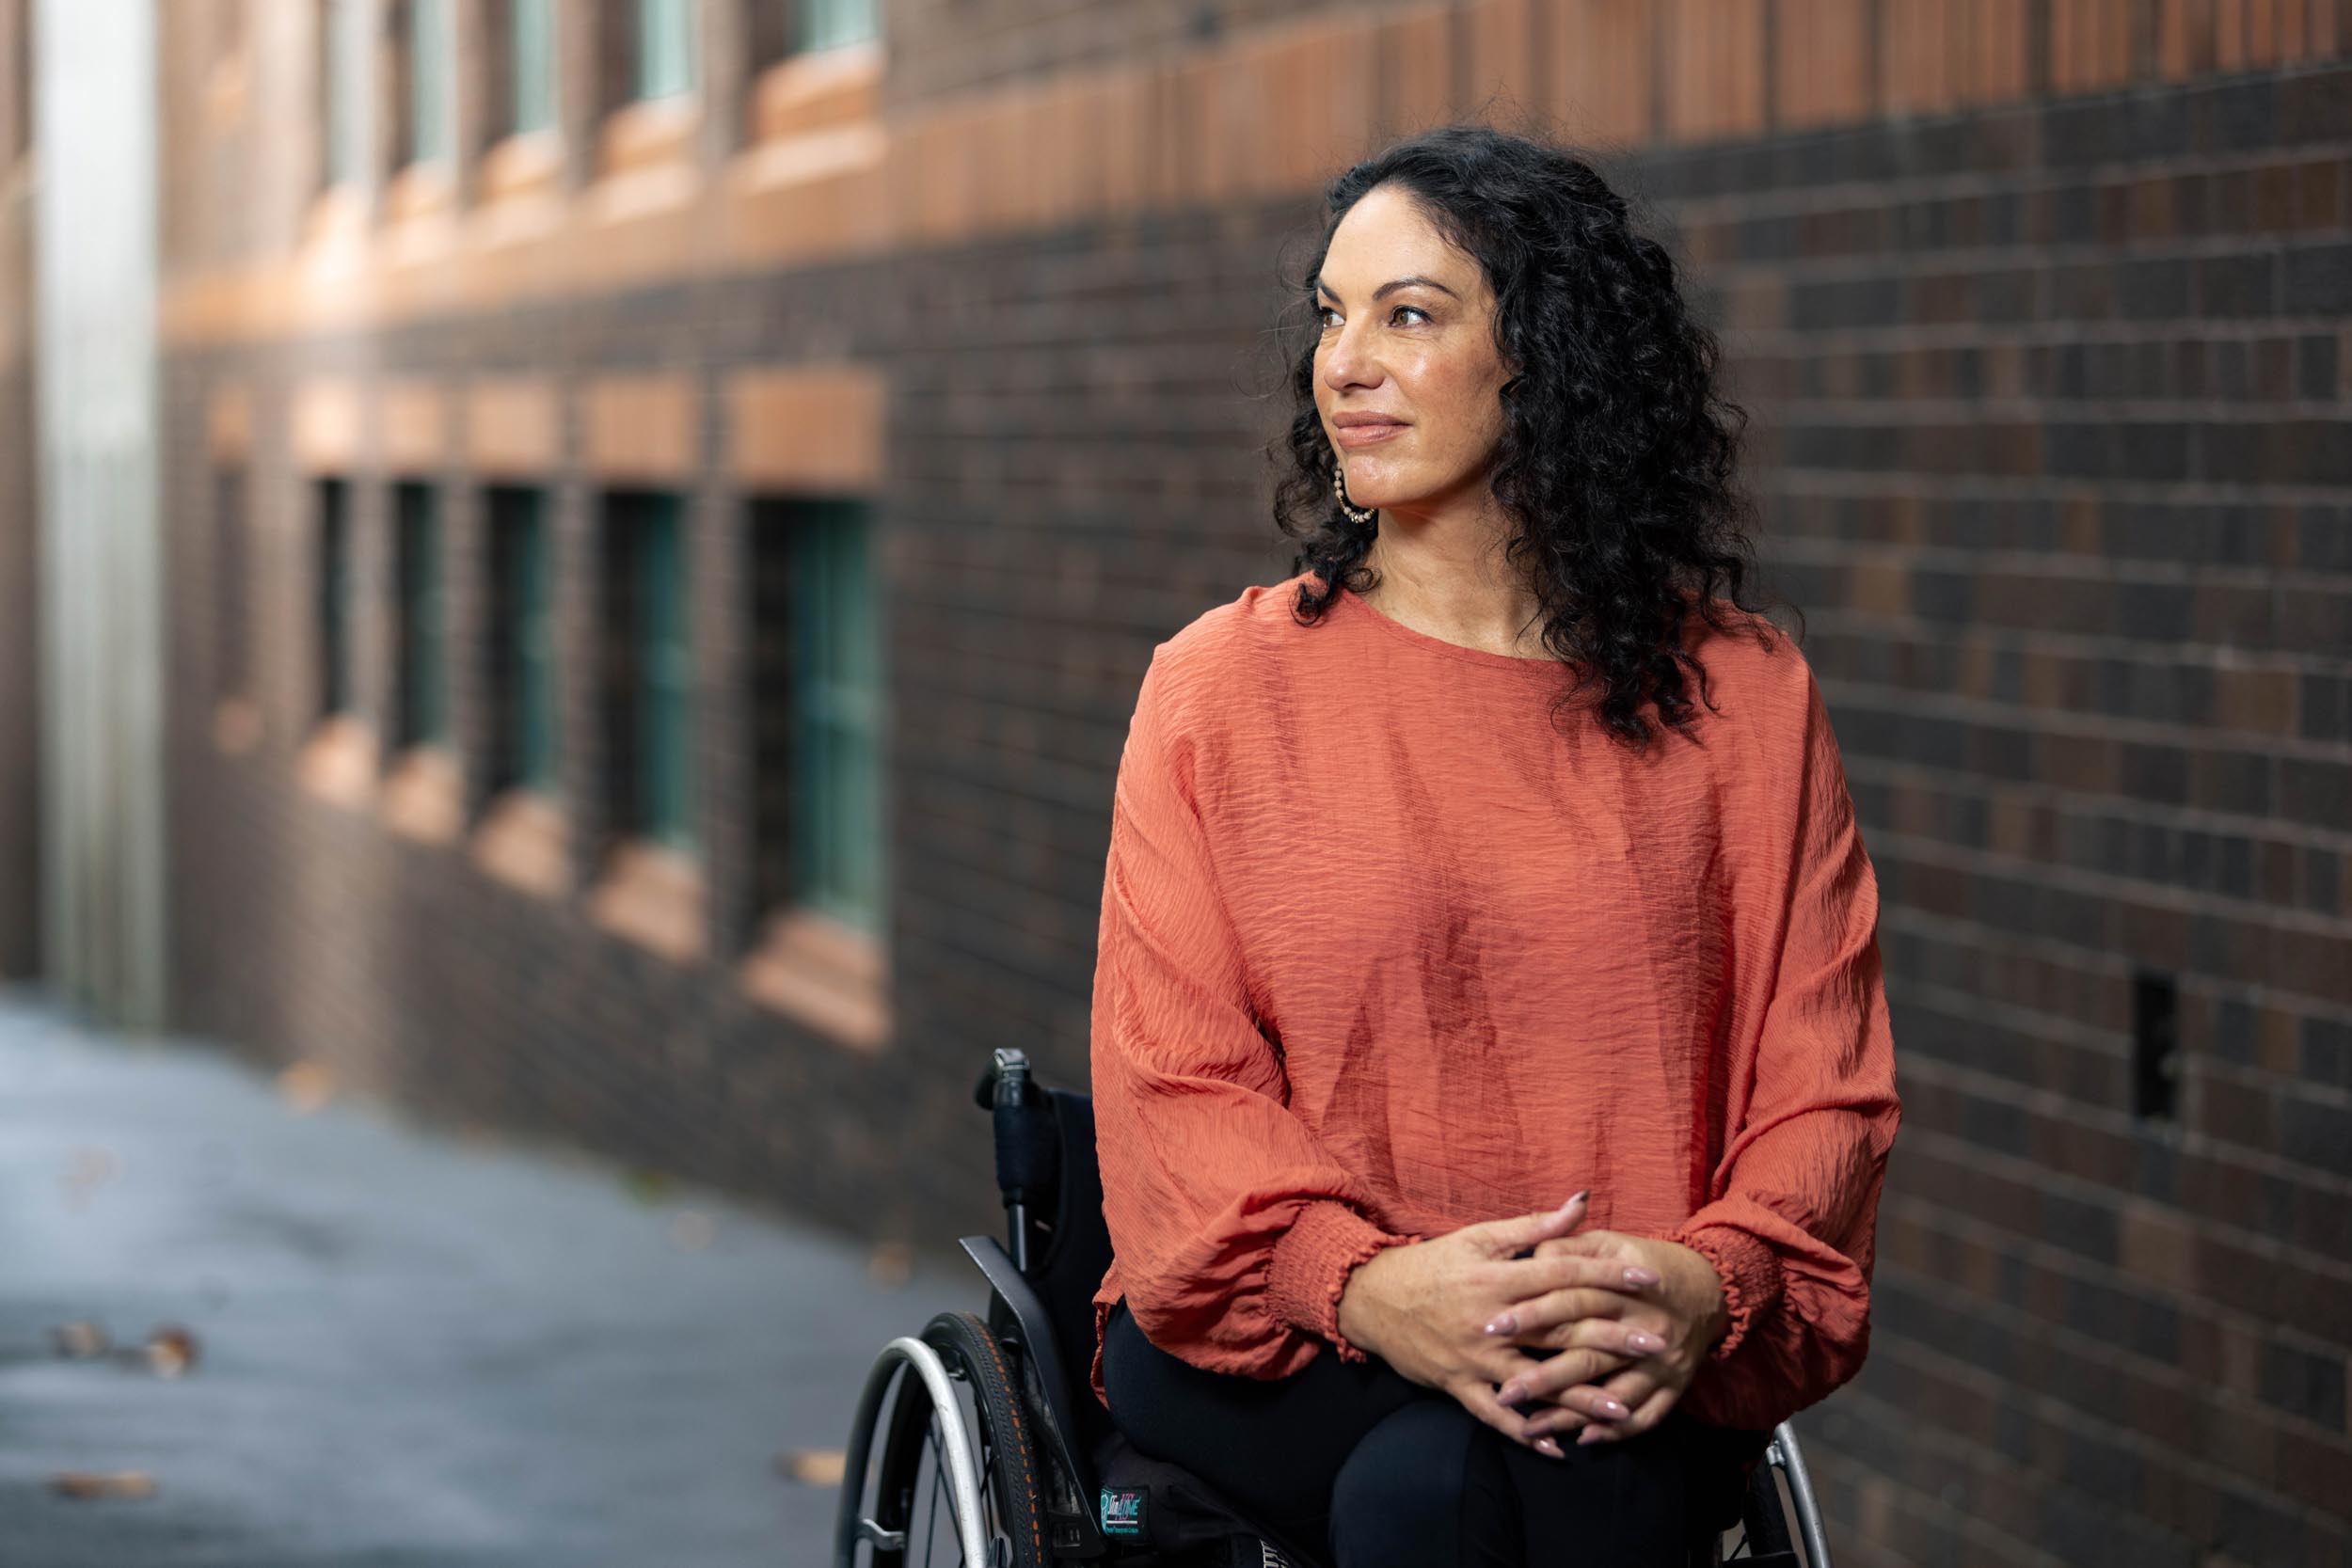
860, 1308, 1051, 1568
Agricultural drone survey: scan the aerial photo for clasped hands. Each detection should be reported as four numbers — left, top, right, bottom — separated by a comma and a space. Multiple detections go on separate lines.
1332, 1192, 1730, 1461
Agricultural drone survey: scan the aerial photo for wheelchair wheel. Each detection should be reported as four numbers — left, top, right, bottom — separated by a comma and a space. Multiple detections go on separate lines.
836, 1308, 1052, 1568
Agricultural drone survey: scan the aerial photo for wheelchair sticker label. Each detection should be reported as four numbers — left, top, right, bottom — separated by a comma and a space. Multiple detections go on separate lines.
1099, 1485, 1148, 1538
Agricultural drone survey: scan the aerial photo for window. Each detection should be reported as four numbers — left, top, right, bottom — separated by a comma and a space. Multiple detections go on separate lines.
602, 492, 693, 849
797, 0, 878, 53
215, 467, 249, 703
393, 482, 448, 749
764, 499, 883, 935
509, 0, 557, 135
486, 486, 560, 794
322, 0, 370, 186
406, 0, 453, 165
318, 479, 353, 718
634, 0, 694, 100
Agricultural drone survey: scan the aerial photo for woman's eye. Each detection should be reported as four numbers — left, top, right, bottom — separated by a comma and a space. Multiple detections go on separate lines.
1317, 304, 1431, 327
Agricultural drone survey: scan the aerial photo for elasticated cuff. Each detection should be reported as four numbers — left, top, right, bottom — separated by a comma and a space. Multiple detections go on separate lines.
1672, 1223, 1786, 1362
1265, 1200, 1413, 1364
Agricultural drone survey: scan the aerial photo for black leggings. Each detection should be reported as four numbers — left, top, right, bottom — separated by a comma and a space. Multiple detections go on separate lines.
1100, 1298, 1767, 1568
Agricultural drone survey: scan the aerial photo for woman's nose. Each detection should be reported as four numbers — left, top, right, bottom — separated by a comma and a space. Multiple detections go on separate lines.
1322, 327, 1381, 389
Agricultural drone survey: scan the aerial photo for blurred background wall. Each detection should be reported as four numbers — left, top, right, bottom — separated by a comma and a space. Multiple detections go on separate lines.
0, 3, 2347, 1564
0, 2, 35, 982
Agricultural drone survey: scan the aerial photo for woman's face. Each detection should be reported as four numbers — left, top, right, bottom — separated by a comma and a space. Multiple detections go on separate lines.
1313, 183, 1516, 517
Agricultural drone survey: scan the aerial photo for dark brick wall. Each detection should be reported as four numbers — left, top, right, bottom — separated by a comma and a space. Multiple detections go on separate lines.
135, 11, 2352, 1568
881, 0, 1363, 107
1634, 71, 2352, 1567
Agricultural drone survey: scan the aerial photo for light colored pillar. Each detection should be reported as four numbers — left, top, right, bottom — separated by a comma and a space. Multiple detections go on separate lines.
33, 0, 167, 1027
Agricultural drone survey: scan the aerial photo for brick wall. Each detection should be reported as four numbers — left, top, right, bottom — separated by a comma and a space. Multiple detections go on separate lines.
1641, 71, 2352, 1566
113, 2, 2352, 1565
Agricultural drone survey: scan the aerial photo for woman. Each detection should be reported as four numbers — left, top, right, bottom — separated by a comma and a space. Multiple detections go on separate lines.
1087, 123, 1900, 1567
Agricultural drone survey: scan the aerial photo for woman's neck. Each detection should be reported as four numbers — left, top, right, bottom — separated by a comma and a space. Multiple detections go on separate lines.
1360, 522, 1548, 659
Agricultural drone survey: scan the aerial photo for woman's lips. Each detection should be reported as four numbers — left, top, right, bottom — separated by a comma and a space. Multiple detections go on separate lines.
1333, 421, 1408, 447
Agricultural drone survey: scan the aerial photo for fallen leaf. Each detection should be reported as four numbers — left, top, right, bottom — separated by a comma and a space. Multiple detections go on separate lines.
51, 1321, 110, 1359
143, 1324, 200, 1378
278, 1060, 334, 1114
776, 1448, 847, 1486
51, 1471, 155, 1500
866, 1240, 914, 1289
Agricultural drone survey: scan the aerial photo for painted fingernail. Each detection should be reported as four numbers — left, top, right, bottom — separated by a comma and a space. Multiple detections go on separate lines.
1485, 1312, 1518, 1335
1627, 1331, 1665, 1354
1498, 1382, 1526, 1405
1597, 1397, 1629, 1418
1578, 1426, 1606, 1446
1624, 1266, 1661, 1288
1534, 1436, 1565, 1459
1554, 1190, 1588, 1214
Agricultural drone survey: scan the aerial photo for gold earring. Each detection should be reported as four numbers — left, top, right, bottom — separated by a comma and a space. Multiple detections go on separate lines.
1331, 457, 1375, 527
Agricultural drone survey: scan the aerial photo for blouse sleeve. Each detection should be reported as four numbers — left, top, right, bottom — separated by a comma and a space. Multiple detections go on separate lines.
1090, 646, 1417, 1381
1663, 659, 1902, 1433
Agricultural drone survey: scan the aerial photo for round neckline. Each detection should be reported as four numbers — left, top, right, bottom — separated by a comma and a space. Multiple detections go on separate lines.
1332, 583, 1561, 674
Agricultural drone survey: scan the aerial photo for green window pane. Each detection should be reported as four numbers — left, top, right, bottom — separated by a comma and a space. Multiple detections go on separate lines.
797, 0, 879, 53
516, 497, 559, 790
397, 483, 447, 747
637, 497, 693, 847
635, 0, 694, 100
325, 0, 369, 185
493, 486, 560, 793
409, 0, 452, 164
790, 501, 883, 933
216, 468, 248, 700
320, 480, 351, 716
511, 0, 557, 135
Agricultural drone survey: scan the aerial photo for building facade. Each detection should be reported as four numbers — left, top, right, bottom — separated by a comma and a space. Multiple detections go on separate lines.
0, 2, 2346, 1563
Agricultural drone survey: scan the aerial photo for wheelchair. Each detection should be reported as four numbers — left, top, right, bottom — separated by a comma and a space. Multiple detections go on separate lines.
834, 1048, 1836, 1568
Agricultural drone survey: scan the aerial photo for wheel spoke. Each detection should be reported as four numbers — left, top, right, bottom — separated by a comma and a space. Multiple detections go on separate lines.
923, 1415, 946, 1565
977, 1414, 999, 1543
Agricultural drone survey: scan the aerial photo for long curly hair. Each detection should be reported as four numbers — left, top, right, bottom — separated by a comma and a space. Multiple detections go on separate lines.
1268, 123, 1798, 751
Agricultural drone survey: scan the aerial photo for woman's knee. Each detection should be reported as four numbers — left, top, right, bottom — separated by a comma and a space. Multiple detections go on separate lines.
1327, 1401, 1511, 1568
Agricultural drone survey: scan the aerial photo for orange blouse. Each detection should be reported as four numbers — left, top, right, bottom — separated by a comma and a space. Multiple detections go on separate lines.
1085, 570, 1901, 1433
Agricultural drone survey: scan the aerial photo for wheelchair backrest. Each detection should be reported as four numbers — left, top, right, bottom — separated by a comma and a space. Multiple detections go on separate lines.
994, 1082, 1119, 1453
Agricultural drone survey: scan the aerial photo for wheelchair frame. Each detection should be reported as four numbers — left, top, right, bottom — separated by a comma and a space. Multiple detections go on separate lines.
834, 1048, 1836, 1567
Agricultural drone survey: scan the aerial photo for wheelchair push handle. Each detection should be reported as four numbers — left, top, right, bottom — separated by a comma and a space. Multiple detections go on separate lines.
976, 1048, 1058, 1275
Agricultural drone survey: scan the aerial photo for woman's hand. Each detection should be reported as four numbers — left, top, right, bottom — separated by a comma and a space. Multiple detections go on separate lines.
1335, 1193, 1661, 1460
1491, 1227, 1732, 1445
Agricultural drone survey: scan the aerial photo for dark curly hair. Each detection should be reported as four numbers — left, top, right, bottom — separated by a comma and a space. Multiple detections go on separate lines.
1268, 122, 1799, 751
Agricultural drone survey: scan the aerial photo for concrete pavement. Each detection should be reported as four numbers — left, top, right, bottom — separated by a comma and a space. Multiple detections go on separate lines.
0, 990, 980, 1566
